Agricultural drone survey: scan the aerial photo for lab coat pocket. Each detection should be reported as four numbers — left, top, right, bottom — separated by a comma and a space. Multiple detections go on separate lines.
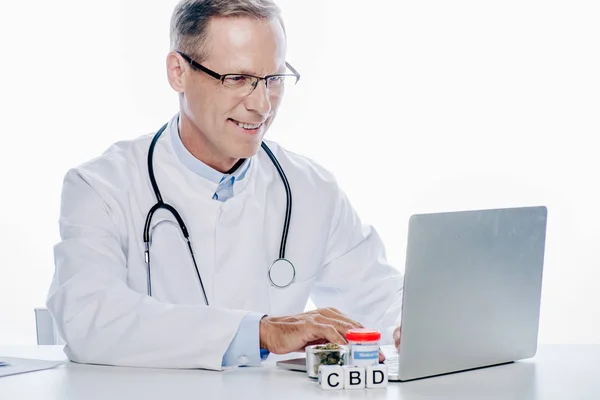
268, 276, 316, 317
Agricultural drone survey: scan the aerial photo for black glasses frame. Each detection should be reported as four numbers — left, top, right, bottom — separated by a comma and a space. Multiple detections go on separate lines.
176, 51, 301, 90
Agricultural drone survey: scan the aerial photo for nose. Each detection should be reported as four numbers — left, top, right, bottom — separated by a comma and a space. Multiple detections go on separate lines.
244, 79, 271, 116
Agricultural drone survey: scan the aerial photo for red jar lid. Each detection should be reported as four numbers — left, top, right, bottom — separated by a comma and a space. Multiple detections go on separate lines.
346, 329, 381, 342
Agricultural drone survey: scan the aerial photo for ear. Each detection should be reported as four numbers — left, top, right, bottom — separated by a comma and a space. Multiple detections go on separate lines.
166, 52, 187, 93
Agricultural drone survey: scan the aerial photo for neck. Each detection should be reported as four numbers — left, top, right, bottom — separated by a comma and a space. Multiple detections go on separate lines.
178, 114, 239, 173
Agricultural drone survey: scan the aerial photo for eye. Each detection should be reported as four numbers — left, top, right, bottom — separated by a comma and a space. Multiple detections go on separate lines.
223, 75, 250, 88
268, 76, 284, 85
227, 75, 247, 82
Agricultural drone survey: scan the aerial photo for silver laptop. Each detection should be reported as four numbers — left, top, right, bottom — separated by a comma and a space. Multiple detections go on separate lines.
278, 205, 548, 382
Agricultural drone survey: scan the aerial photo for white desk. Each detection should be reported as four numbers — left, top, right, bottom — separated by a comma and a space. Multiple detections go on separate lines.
0, 345, 599, 399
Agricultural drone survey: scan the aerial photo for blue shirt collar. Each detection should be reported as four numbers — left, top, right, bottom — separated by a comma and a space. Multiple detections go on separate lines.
170, 114, 251, 184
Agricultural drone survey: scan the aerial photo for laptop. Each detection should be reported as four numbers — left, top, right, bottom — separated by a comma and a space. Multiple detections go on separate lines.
277, 205, 548, 382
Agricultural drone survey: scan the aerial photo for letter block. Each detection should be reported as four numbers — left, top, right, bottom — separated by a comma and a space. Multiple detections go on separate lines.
318, 365, 344, 390
343, 366, 366, 389
366, 364, 388, 388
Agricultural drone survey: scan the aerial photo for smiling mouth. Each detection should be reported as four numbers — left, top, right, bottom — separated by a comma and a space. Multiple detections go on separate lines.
229, 118, 264, 130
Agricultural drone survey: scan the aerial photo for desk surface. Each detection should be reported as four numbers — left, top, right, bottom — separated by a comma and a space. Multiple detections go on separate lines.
0, 345, 599, 399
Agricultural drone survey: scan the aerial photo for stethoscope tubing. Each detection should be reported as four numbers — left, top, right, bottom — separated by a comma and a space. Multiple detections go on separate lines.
143, 121, 294, 304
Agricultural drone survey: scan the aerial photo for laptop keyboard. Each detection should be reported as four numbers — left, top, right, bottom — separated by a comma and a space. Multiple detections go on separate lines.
381, 345, 399, 374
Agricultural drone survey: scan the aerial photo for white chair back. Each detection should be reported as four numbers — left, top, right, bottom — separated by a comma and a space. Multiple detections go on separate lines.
34, 308, 65, 345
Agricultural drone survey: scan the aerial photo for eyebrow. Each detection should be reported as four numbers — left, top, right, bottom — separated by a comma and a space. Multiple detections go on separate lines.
231, 67, 287, 76
236, 69, 259, 76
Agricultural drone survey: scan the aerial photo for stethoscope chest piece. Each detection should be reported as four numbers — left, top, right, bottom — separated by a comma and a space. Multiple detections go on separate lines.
268, 258, 296, 288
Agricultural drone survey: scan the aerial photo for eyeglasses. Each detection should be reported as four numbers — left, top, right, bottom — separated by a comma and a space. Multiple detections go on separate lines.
177, 51, 301, 97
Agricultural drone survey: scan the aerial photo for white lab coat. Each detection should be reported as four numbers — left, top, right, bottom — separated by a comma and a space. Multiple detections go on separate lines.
47, 115, 404, 371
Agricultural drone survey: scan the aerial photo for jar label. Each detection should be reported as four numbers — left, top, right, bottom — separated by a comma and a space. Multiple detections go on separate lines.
353, 350, 379, 359
350, 344, 379, 367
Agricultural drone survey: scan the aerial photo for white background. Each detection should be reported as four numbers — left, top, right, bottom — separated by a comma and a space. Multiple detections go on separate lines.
0, 0, 598, 345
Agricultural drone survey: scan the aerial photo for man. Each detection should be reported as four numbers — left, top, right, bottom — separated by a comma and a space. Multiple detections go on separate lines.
47, 0, 403, 371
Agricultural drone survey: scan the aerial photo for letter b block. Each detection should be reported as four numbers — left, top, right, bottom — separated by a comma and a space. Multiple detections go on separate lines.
343, 366, 366, 389
366, 364, 388, 388
318, 365, 343, 390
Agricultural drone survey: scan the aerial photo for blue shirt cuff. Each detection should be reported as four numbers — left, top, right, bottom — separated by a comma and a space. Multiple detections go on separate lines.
260, 348, 270, 360
222, 312, 266, 367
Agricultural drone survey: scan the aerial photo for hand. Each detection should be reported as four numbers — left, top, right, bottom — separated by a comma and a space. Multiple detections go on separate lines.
393, 326, 402, 349
259, 307, 386, 362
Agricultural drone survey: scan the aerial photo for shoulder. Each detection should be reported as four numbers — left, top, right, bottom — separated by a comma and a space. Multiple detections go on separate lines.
62, 133, 154, 196
260, 140, 339, 189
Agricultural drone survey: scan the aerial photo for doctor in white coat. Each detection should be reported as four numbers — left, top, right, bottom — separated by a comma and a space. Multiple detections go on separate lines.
47, 0, 403, 371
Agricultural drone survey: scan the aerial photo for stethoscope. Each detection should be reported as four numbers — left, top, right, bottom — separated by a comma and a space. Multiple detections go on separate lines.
143, 121, 295, 305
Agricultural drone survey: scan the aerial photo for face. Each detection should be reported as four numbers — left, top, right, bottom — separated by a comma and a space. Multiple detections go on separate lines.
167, 16, 287, 170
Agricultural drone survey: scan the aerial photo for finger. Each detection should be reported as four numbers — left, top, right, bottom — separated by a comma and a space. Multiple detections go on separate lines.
393, 326, 402, 349
314, 308, 364, 329
313, 315, 356, 338
307, 323, 347, 346
320, 308, 363, 328
379, 350, 386, 363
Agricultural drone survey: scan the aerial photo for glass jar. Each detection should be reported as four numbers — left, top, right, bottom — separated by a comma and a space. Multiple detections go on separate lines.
346, 328, 381, 367
305, 343, 348, 379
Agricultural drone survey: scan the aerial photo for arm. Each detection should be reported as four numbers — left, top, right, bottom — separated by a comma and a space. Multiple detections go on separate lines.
310, 183, 404, 345
47, 169, 253, 370
222, 313, 268, 367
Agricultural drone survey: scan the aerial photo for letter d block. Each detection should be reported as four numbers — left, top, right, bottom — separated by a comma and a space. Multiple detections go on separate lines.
318, 365, 343, 390
343, 366, 366, 389
366, 364, 388, 388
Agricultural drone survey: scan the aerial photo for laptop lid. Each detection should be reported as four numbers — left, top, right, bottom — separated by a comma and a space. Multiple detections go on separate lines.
395, 206, 548, 381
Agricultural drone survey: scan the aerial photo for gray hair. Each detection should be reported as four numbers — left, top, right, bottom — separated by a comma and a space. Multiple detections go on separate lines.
170, 0, 285, 62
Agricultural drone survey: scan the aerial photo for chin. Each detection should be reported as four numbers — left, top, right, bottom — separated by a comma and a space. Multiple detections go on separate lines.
230, 141, 262, 159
